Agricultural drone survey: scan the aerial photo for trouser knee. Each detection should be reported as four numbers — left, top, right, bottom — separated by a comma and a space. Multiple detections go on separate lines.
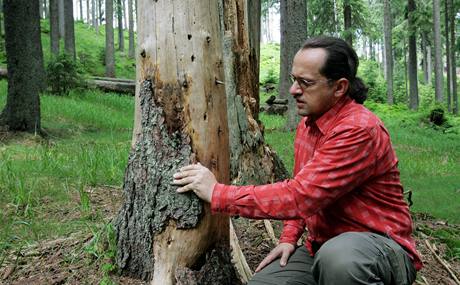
312, 232, 383, 284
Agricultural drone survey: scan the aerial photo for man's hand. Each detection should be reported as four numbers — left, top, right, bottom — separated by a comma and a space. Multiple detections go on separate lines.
255, 242, 296, 272
172, 163, 216, 203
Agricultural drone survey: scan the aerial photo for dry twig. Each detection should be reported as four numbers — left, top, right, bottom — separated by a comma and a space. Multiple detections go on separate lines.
424, 240, 460, 285
263, 220, 278, 246
230, 220, 253, 283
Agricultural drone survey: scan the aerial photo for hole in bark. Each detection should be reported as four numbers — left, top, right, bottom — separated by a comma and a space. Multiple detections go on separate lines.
140, 49, 146, 58
191, 55, 195, 62
206, 36, 211, 43
189, 251, 207, 271
188, 34, 192, 40
203, 114, 207, 121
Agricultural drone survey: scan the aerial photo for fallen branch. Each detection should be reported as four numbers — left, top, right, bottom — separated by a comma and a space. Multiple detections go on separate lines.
230, 220, 253, 283
424, 240, 460, 285
263, 220, 278, 246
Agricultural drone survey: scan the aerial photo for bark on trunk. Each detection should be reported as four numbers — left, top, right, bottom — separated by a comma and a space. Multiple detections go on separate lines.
114, 1, 239, 284
39, 0, 44, 18
58, 0, 64, 38
421, 33, 429, 84
247, 0, 261, 119
127, 0, 134, 58
221, 0, 288, 186
117, 0, 124, 51
105, 0, 115, 77
433, 0, 443, 103
0, 0, 3, 39
383, 0, 393, 104
64, 0, 76, 60
86, 0, 90, 23
445, 0, 451, 111
279, 0, 307, 131
0, 0, 44, 132
79, 0, 83, 21
50, 0, 59, 55
408, 0, 418, 110
98, 0, 102, 25
449, 0, 457, 114
343, 0, 352, 46
92, 0, 98, 33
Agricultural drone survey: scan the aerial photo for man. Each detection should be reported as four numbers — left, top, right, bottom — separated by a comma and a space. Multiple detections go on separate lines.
173, 36, 421, 285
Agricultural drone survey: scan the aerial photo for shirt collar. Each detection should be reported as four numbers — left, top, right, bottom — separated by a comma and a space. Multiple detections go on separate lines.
305, 96, 352, 135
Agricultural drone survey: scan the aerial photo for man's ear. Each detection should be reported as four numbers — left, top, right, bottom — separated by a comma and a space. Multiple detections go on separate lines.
334, 78, 349, 98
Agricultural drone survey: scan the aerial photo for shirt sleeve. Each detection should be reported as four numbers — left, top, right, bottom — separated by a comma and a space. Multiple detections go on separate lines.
211, 126, 377, 221
279, 219, 305, 244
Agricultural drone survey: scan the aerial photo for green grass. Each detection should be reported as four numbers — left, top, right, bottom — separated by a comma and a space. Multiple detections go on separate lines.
0, 80, 133, 257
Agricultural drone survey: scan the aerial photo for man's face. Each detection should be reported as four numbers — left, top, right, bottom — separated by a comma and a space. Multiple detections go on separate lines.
289, 48, 340, 119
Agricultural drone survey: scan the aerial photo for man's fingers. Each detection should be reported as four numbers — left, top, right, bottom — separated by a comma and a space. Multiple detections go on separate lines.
279, 250, 290, 267
255, 252, 277, 272
176, 184, 193, 193
172, 176, 194, 186
173, 169, 199, 179
179, 163, 202, 172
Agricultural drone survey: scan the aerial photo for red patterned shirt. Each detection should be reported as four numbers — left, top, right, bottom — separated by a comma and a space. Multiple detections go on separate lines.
211, 96, 422, 270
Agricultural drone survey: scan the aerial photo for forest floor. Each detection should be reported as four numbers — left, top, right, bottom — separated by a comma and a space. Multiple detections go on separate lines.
0, 185, 459, 285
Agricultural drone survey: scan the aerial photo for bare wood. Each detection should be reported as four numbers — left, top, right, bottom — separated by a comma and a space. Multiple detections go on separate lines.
263, 220, 278, 246
424, 240, 460, 285
115, 1, 233, 284
230, 220, 253, 283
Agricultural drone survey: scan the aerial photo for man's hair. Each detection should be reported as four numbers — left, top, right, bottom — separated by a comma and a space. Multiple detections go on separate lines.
302, 36, 368, 104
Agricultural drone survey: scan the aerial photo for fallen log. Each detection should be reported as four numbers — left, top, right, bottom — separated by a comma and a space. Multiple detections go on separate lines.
0, 68, 135, 95
91, 76, 135, 83
260, 104, 288, 115
87, 79, 135, 95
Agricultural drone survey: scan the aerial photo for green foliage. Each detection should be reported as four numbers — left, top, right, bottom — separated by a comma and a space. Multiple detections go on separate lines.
358, 59, 386, 103
260, 43, 280, 86
418, 84, 436, 110
0, 20, 137, 79
85, 223, 118, 284
46, 53, 85, 95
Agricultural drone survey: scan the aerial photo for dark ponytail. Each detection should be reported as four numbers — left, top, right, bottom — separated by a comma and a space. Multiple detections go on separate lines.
302, 36, 368, 104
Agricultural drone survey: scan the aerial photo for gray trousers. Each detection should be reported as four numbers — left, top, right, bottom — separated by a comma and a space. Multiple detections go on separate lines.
248, 232, 416, 285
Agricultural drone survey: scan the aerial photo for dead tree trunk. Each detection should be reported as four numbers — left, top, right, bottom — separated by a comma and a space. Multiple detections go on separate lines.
114, 1, 238, 284
221, 0, 288, 187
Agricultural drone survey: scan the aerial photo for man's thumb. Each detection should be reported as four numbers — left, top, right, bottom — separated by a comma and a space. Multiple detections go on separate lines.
280, 251, 289, 267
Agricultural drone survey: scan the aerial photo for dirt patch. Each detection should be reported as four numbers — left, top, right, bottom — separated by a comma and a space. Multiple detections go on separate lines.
1, 187, 458, 285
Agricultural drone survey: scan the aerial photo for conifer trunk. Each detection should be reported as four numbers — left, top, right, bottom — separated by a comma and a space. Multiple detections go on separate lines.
105, 0, 115, 77
0, 0, 44, 132
64, 0, 76, 59
50, 0, 60, 55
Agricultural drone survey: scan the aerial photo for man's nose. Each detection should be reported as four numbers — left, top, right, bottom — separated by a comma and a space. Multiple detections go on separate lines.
289, 81, 302, 96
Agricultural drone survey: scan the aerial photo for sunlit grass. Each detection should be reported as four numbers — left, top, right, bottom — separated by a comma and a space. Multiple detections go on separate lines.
0, 80, 133, 255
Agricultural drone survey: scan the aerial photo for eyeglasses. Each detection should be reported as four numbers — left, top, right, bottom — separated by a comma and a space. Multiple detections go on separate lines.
289, 73, 332, 90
